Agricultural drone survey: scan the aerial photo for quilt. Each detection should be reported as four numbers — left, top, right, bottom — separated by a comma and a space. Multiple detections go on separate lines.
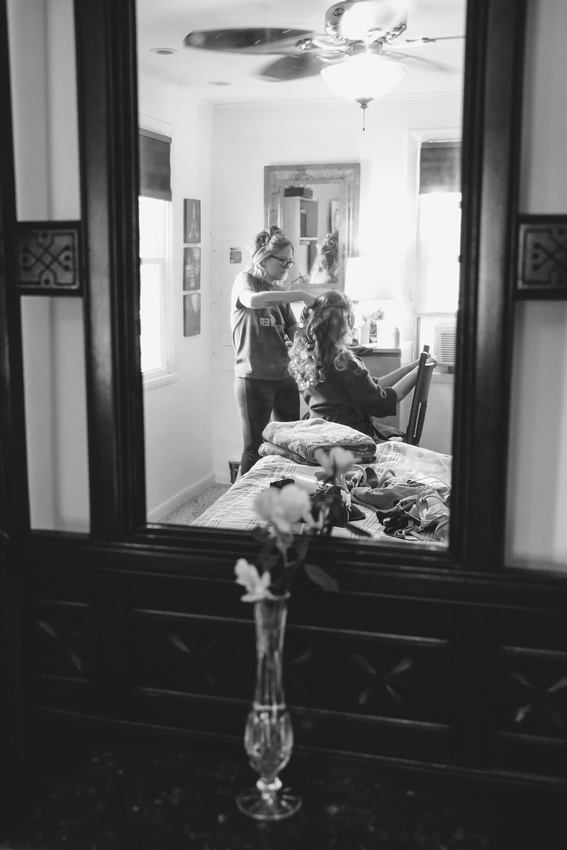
193, 442, 451, 545
258, 418, 377, 464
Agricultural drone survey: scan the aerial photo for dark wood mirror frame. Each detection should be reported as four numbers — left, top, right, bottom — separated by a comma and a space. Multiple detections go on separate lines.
3, 0, 567, 801
67, 0, 519, 579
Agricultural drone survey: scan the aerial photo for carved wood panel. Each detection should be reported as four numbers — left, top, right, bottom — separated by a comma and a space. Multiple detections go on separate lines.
15, 222, 82, 295
24, 556, 567, 789
517, 215, 567, 297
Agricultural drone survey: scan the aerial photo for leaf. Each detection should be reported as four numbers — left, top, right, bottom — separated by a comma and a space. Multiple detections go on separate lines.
303, 562, 339, 592
261, 553, 280, 570
252, 527, 271, 543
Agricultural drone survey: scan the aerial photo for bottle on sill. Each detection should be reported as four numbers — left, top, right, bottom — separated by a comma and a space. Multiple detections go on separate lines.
393, 327, 400, 348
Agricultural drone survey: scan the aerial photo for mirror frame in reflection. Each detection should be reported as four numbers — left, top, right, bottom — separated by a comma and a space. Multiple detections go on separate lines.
264, 163, 360, 291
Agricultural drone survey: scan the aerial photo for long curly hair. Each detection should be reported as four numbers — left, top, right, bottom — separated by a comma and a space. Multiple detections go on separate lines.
246, 225, 293, 280
310, 231, 339, 277
288, 291, 356, 391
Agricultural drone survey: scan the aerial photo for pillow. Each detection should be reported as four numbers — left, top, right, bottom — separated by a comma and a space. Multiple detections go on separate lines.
258, 441, 305, 464
260, 418, 377, 465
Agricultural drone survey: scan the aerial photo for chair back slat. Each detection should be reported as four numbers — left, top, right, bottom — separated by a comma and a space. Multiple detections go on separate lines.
404, 346, 435, 446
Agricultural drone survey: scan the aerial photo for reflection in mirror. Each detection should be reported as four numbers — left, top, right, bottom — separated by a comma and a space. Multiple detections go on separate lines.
264, 163, 361, 290
136, 0, 465, 552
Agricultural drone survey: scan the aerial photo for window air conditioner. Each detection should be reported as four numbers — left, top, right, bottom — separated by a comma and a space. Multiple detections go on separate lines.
416, 314, 457, 368
434, 319, 457, 367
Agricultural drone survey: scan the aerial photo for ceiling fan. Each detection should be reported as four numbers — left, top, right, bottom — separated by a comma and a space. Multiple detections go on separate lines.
183, 1, 464, 85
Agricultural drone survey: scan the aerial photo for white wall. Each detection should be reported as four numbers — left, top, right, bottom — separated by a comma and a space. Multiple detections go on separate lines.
138, 77, 215, 519
209, 94, 461, 475
505, 0, 567, 571
8, 0, 88, 532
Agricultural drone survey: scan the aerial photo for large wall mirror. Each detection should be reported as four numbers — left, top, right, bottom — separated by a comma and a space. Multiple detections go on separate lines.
73, 0, 522, 574
264, 162, 360, 289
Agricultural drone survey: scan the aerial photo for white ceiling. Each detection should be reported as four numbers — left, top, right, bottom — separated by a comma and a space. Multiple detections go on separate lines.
136, 0, 466, 104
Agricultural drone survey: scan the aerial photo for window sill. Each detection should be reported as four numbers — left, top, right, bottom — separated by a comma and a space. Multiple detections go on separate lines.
143, 370, 179, 391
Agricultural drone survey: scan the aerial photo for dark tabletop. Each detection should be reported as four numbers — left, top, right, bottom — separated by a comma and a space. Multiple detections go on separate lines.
1, 741, 564, 850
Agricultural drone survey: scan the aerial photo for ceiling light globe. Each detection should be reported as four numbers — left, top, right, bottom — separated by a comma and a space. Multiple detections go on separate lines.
321, 54, 406, 101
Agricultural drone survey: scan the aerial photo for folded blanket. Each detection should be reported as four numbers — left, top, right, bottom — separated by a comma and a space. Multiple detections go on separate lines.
259, 418, 377, 465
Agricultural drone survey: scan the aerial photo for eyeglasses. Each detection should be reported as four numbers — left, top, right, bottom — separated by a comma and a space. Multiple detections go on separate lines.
270, 255, 295, 269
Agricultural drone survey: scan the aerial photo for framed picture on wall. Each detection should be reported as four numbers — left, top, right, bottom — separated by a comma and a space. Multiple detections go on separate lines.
184, 198, 201, 243
183, 292, 201, 337
183, 246, 201, 290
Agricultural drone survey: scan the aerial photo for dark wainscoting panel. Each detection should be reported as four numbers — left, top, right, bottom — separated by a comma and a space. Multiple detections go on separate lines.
516, 214, 567, 298
15, 222, 82, 295
492, 605, 567, 780
21, 542, 567, 791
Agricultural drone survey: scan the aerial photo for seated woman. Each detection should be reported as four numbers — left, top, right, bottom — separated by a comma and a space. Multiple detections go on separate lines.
288, 291, 435, 440
309, 230, 339, 285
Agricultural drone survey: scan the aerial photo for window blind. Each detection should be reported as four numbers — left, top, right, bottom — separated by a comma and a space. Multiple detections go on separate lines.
139, 128, 172, 201
419, 141, 461, 194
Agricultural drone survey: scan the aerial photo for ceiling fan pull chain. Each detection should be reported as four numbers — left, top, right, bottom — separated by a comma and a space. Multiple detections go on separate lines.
356, 97, 373, 131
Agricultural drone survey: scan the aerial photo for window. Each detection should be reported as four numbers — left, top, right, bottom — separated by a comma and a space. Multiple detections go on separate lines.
139, 196, 171, 375
416, 141, 461, 316
416, 192, 461, 314
138, 128, 174, 383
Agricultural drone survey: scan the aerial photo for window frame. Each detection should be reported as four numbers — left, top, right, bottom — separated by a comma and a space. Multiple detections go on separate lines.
139, 195, 177, 389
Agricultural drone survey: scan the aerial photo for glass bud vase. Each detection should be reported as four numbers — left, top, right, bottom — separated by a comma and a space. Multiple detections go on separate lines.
236, 595, 302, 820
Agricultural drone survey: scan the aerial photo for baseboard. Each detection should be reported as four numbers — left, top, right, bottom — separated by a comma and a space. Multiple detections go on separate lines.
146, 471, 215, 522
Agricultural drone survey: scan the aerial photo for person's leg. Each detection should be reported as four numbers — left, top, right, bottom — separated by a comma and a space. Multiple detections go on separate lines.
234, 377, 274, 475
272, 375, 300, 422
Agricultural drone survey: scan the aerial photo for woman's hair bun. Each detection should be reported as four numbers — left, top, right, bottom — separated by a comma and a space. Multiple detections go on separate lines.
254, 230, 271, 251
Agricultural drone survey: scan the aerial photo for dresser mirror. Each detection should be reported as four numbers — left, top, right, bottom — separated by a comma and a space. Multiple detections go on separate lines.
70, 0, 524, 574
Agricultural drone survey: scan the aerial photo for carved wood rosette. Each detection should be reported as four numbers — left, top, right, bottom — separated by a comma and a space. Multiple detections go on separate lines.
517, 215, 567, 297
15, 221, 82, 295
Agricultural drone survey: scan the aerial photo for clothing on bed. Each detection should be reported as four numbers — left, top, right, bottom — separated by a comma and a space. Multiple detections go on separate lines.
258, 418, 377, 465
193, 447, 451, 545
304, 351, 397, 437
348, 442, 451, 542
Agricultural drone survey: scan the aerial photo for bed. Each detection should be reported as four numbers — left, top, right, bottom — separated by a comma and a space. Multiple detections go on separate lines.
193, 421, 452, 544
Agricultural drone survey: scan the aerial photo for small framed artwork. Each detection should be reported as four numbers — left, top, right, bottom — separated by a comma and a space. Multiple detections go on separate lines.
183, 292, 201, 337
183, 246, 201, 290
184, 198, 201, 243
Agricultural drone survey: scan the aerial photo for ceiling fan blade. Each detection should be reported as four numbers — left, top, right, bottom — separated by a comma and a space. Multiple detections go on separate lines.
258, 53, 335, 82
395, 35, 465, 48
184, 28, 315, 56
384, 50, 461, 74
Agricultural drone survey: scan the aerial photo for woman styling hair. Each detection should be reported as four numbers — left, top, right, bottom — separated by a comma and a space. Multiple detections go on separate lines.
288, 290, 435, 439
231, 226, 316, 475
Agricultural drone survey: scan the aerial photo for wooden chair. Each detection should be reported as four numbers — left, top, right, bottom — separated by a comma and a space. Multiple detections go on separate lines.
404, 345, 435, 447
